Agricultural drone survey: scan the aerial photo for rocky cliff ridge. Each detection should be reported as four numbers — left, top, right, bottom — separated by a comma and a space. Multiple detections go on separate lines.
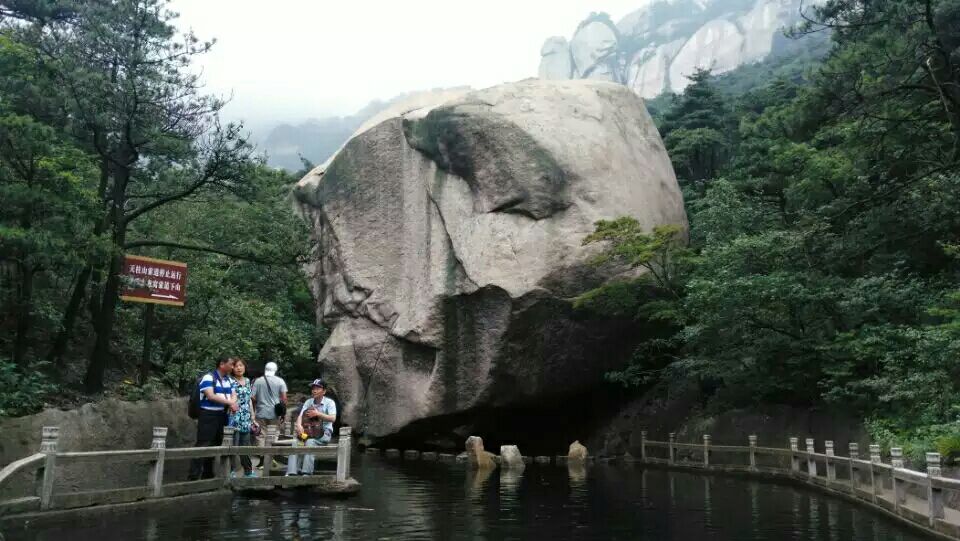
539, 0, 817, 98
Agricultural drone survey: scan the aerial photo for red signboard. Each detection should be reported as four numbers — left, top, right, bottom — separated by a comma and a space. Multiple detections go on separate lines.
119, 255, 188, 307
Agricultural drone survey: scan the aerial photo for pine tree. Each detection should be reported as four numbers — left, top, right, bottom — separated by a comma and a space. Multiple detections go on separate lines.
658, 69, 732, 188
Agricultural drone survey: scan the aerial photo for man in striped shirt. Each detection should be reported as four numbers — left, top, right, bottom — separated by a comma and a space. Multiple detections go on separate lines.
188, 356, 238, 480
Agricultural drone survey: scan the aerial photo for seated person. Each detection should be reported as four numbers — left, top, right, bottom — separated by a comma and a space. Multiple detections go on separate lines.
286, 379, 337, 476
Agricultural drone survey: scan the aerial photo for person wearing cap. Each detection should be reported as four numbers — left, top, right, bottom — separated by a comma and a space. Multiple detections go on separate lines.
252, 361, 288, 440
285, 379, 337, 476
252, 362, 288, 473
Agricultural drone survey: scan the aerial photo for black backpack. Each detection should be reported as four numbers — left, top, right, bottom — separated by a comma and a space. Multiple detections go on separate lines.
187, 371, 211, 419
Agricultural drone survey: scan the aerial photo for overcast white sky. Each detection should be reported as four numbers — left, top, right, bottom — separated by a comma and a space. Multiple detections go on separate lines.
171, 0, 644, 133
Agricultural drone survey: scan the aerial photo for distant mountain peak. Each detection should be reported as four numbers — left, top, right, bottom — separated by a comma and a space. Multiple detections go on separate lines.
539, 0, 820, 98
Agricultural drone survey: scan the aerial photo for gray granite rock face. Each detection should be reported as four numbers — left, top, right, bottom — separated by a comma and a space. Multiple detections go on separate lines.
538, 0, 820, 98
569, 18, 620, 81
294, 79, 687, 438
538, 37, 572, 80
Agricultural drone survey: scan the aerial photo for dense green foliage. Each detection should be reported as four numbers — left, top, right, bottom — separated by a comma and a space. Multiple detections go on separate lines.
586, 0, 960, 456
0, 1, 319, 411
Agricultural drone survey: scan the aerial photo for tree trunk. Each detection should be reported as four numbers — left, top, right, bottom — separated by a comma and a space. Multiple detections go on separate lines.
13, 264, 35, 367
13, 176, 36, 368
84, 156, 130, 393
51, 153, 112, 368
47, 265, 91, 367
84, 244, 123, 393
86, 152, 112, 324
139, 303, 155, 384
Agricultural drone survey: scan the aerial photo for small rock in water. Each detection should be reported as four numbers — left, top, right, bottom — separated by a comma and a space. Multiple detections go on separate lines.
500, 445, 525, 469
464, 436, 496, 469
568, 441, 588, 464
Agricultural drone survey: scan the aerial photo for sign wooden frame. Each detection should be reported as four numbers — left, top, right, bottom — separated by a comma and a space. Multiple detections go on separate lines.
119, 254, 188, 307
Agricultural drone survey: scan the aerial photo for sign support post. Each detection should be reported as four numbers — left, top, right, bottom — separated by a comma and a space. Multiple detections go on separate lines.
140, 303, 155, 384
119, 254, 188, 386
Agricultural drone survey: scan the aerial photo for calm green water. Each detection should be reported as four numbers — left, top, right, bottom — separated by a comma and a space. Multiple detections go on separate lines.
2, 456, 930, 540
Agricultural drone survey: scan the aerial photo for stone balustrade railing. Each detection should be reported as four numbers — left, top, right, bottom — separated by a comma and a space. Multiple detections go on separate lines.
0, 425, 357, 518
633, 433, 960, 539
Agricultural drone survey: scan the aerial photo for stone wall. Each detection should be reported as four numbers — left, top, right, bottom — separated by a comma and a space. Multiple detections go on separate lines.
588, 384, 867, 457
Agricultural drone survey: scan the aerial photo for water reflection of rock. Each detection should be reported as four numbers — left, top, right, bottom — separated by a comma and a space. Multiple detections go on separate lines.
464, 465, 493, 537
467, 464, 494, 497
500, 467, 523, 501
567, 463, 587, 486
567, 463, 588, 507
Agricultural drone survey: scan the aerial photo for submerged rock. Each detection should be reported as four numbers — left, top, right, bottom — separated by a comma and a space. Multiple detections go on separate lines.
569, 440, 589, 463
466, 436, 497, 470
295, 79, 686, 439
500, 445, 525, 469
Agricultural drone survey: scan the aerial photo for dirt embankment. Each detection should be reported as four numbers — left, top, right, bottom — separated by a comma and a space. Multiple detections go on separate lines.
0, 397, 195, 497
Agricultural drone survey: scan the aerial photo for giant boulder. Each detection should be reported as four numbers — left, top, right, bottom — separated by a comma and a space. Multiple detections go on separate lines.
294, 79, 686, 438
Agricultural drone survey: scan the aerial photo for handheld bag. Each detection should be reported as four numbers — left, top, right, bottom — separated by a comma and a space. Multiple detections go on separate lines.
263, 375, 286, 418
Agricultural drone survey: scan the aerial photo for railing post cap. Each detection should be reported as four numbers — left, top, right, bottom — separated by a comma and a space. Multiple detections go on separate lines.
805, 438, 814, 444
849, 442, 859, 450
339, 426, 352, 436
151, 426, 168, 449
40, 426, 60, 452
869, 444, 881, 452
890, 447, 903, 456
926, 452, 941, 464
223, 425, 236, 434
640, 430, 647, 436
748, 435, 758, 443
703, 434, 711, 442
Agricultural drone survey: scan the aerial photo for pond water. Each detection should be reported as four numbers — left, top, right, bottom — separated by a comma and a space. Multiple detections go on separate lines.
3, 456, 931, 540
